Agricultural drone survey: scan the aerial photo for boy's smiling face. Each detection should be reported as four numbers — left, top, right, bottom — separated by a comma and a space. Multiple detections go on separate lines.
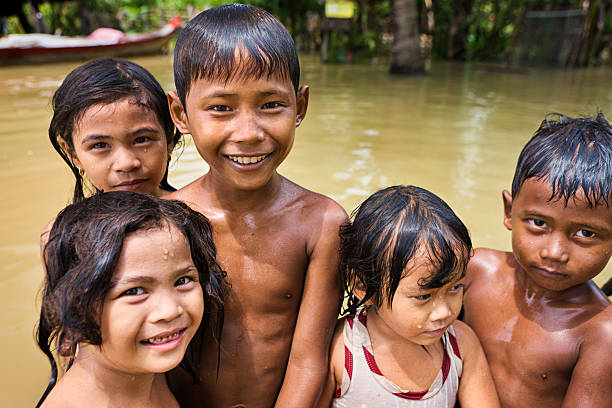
503, 178, 612, 292
169, 71, 308, 192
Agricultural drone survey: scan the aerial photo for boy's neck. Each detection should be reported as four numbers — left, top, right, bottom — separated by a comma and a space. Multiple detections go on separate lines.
205, 171, 284, 212
515, 263, 591, 303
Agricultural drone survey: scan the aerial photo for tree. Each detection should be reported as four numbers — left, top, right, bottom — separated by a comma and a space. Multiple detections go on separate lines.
390, 0, 425, 74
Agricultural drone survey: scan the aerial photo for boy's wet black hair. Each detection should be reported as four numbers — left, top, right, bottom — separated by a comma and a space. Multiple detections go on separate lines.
173, 3, 300, 108
340, 185, 472, 316
49, 58, 182, 203
511, 112, 612, 207
35, 191, 226, 407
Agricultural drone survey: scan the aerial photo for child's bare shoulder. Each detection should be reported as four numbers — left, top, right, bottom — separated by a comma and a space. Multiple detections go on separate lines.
281, 177, 348, 230
466, 248, 516, 288
451, 320, 483, 359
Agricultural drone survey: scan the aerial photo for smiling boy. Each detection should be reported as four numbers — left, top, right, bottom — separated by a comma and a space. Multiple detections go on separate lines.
464, 113, 612, 407
165, 4, 347, 408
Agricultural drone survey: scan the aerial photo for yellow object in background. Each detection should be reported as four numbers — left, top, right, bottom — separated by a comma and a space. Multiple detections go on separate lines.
325, 0, 356, 19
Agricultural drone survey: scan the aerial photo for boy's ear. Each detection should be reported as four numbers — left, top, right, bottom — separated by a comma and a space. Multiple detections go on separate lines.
167, 91, 190, 134
295, 85, 309, 127
502, 189, 513, 231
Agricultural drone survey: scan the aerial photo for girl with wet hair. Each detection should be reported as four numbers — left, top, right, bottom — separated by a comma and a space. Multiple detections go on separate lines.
317, 185, 500, 408
36, 191, 225, 408
49, 58, 181, 203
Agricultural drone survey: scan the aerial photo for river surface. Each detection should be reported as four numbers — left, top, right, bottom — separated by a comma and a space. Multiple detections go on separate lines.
1, 54, 611, 406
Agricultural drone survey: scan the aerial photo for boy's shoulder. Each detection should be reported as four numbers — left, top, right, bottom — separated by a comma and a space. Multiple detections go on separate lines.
466, 247, 517, 287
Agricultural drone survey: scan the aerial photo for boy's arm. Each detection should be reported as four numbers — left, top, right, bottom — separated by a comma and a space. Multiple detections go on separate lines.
562, 318, 612, 408
455, 320, 501, 408
314, 320, 344, 408
274, 203, 347, 408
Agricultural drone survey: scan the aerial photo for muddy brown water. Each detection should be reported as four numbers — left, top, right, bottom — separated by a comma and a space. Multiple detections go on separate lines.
1, 54, 611, 406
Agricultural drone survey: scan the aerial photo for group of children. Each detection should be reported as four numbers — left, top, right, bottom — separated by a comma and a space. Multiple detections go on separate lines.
35, 3, 612, 408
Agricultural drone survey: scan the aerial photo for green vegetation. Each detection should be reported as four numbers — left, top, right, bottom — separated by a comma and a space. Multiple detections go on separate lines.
6, 0, 612, 66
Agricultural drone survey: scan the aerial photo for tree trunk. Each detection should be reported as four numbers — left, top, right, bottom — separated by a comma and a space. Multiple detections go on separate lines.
390, 0, 425, 75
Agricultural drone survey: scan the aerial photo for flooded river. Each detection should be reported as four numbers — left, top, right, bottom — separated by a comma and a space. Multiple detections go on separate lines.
1, 54, 612, 406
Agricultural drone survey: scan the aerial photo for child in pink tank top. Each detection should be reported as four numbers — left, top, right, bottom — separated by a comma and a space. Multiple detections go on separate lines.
316, 186, 500, 408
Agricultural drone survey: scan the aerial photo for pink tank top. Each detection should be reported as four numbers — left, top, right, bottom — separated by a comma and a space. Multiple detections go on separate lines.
332, 308, 463, 408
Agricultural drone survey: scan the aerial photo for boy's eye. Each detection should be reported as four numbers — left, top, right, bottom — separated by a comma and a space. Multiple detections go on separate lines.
576, 229, 596, 239
262, 102, 281, 109
528, 219, 546, 228
211, 105, 231, 112
122, 287, 145, 296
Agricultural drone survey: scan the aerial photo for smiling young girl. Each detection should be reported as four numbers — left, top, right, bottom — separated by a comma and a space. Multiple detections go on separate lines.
36, 191, 225, 408
49, 58, 181, 202
317, 186, 500, 408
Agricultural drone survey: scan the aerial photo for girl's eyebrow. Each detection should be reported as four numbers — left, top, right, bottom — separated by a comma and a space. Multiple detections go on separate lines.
130, 127, 160, 136
81, 134, 108, 144
112, 275, 156, 287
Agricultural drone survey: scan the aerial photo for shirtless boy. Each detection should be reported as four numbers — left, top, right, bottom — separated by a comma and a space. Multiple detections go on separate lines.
464, 112, 612, 407
165, 4, 347, 408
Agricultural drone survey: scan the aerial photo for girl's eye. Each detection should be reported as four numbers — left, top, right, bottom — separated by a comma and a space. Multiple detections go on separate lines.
175, 276, 195, 287
262, 102, 281, 109
576, 229, 596, 239
123, 287, 144, 296
91, 142, 109, 149
413, 293, 431, 301
211, 105, 231, 112
134, 136, 151, 144
450, 283, 464, 292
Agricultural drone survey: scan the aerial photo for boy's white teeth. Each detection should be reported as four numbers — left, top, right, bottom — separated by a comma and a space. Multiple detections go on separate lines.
144, 331, 180, 344
228, 155, 267, 164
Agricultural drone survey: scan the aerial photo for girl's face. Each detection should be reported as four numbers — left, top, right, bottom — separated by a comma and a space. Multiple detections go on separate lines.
94, 225, 204, 375
67, 98, 172, 197
373, 252, 465, 346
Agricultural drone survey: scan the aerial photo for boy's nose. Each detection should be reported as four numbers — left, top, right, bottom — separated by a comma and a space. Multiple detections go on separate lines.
539, 234, 569, 263
234, 111, 265, 143
113, 148, 141, 172
150, 293, 184, 323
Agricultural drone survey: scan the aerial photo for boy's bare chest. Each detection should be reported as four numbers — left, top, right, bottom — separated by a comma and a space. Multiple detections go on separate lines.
469, 298, 580, 403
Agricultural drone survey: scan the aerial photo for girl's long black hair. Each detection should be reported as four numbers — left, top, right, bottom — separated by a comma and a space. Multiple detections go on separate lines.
49, 58, 182, 203
36, 191, 226, 407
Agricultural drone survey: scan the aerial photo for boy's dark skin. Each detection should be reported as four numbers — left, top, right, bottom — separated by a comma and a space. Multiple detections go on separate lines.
165, 60, 347, 407
464, 178, 612, 407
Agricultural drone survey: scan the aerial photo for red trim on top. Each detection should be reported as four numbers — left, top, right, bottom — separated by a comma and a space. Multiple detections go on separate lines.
358, 310, 367, 326
362, 346, 383, 376
345, 345, 353, 380
441, 347, 451, 382
448, 331, 461, 358
334, 387, 341, 398
347, 315, 354, 329
393, 389, 429, 400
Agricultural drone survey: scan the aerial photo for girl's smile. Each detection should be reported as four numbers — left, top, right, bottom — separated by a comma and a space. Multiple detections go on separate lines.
96, 225, 204, 374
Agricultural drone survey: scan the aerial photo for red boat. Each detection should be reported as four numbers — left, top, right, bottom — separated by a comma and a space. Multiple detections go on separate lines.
0, 17, 182, 64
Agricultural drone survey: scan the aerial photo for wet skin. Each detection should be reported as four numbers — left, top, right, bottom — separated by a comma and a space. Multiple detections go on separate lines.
67, 98, 173, 197
40, 226, 203, 408
464, 178, 612, 408
166, 74, 347, 408
318, 255, 500, 408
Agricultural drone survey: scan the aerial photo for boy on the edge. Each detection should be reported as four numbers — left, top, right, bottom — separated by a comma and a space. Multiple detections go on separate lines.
165, 4, 347, 408
464, 112, 612, 407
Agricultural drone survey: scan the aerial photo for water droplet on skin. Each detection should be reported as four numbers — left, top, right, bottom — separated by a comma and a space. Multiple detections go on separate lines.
417, 325, 423, 329
541, 372, 548, 380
